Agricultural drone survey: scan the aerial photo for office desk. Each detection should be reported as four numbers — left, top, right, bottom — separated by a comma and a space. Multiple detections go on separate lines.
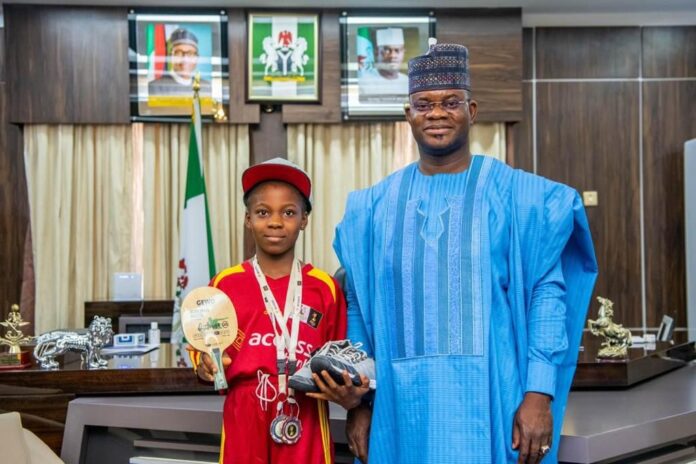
0, 345, 211, 454
559, 362, 696, 463
60, 364, 696, 464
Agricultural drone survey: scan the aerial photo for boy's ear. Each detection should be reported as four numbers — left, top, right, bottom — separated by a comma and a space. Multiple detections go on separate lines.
300, 211, 308, 231
244, 211, 251, 228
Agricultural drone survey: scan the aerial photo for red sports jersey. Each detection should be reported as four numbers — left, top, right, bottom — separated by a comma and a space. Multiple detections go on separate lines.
191, 260, 347, 464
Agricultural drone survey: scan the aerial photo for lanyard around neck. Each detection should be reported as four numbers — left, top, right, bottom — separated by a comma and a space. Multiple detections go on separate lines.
251, 256, 303, 394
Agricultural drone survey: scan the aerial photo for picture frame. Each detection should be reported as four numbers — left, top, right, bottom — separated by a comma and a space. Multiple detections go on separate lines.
128, 9, 229, 120
340, 12, 436, 120
247, 12, 320, 102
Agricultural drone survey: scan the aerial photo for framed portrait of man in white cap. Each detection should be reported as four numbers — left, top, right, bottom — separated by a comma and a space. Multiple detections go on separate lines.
129, 10, 229, 119
340, 13, 435, 119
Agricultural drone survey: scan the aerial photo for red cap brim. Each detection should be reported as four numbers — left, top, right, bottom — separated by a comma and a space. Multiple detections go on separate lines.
242, 163, 311, 202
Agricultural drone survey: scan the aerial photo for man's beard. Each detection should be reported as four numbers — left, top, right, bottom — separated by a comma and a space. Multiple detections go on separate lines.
418, 133, 468, 157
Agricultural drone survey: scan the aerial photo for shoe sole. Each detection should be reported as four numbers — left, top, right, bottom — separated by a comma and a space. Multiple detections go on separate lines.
288, 376, 320, 393
310, 356, 362, 387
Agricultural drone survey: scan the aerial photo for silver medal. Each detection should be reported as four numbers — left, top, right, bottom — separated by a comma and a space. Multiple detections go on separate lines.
281, 416, 302, 444
270, 414, 287, 444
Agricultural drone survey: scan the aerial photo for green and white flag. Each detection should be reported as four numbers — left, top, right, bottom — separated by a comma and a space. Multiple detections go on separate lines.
172, 84, 216, 345
356, 26, 374, 76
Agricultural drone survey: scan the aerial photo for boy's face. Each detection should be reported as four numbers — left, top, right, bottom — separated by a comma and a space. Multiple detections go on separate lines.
245, 182, 308, 260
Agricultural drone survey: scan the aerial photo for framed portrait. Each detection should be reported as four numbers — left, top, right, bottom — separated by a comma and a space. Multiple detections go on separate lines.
129, 9, 229, 120
340, 13, 436, 120
247, 13, 320, 102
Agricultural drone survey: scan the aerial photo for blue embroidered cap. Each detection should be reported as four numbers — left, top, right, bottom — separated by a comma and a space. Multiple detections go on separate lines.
408, 40, 470, 94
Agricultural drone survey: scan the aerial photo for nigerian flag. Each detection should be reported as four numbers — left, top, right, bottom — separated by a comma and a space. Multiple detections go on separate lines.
145, 23, 166, 81
356, 26, 374, 77
171, 84, 216, 344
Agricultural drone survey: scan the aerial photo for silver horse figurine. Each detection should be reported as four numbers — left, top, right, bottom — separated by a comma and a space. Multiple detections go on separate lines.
33, 316, 114, 369
587, 297, 632, 358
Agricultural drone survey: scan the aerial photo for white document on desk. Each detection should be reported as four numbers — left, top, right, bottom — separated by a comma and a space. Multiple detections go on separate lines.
101, 344, 160, 355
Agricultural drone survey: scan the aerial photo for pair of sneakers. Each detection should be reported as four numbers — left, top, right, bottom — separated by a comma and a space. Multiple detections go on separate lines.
288, 339, 376, 393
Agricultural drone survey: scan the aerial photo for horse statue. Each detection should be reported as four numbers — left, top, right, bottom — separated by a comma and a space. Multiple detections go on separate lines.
260, 36, 279, 76
33, 316, 113, 369
587, 296, 632, 358
290, 37, 309, 76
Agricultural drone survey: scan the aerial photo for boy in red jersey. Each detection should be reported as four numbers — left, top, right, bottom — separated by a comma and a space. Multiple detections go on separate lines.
192, 158, 348, 463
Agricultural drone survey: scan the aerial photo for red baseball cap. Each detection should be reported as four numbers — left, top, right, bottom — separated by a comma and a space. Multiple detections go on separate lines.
242, 157, 312, 207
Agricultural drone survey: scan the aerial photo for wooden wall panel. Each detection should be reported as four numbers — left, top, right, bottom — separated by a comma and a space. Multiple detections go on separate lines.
537, 82, 642, 327
228, 10, 260, 124
5, 5, 129, 124
437, 9, 522, 122
536, 27, 640, 79
506, 83, 533, 171
0, 81, 27, 322
283, 11, 341, 124
508, 28, 534, 171
0, 32, 4, 83
642, 26, 696, 78
642, 81, 696, 327
522, 27, 533, 80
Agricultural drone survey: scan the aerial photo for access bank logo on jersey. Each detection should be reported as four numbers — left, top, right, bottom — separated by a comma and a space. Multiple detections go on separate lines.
247, 332, 315, 361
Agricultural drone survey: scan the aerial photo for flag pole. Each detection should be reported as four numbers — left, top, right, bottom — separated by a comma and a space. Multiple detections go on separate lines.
171, 72, 216, 362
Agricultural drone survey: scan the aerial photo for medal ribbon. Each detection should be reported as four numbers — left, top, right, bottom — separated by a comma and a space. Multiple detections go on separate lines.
251, 256, 303, 397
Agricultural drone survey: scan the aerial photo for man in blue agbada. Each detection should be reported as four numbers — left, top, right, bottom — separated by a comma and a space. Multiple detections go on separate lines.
314, 41, 598, 464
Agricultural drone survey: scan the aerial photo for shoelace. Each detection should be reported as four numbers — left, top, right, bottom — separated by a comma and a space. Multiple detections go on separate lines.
255, 369, 278, 412
332, 343, 367, 364
311, 339, 350, 359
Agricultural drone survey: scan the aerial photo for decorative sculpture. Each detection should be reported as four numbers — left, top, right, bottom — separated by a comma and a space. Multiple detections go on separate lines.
0, 304, 35, 368
587, 296, 632, 358
33, 316, 113, 369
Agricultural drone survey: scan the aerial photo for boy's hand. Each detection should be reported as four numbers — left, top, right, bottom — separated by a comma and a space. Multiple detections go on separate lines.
306, 370, 370, 410
196, 352, 232, 382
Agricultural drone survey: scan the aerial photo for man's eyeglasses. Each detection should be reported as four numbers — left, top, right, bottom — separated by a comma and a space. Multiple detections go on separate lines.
410, 99, 469, 114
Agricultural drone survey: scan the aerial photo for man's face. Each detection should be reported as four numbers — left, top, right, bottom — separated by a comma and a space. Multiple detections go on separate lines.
377, 45, 405, 72
405, 89, 478, 157
171, 43, 199, 79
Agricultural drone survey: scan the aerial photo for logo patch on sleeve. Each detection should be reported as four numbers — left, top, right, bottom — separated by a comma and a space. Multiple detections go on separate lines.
300, 304, 323, 329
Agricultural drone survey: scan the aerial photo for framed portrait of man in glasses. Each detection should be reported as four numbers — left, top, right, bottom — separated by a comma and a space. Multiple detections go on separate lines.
129, 10, 229, 120
340, 13, 436, 120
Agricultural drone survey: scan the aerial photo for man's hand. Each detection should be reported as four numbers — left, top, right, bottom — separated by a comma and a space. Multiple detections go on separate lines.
512, 392, 553, 464
346, 403, 372, 463
195, 352, 231, 383
306, 370, 370, 411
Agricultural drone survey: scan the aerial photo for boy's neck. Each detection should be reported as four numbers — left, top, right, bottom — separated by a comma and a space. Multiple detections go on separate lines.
255, 251, 296, 279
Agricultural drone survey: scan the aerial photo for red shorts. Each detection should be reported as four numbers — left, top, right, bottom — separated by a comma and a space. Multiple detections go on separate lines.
219, 380, 334, 464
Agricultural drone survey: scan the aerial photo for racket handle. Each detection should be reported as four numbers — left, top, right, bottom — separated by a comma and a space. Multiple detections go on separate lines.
210, 347, 228, 390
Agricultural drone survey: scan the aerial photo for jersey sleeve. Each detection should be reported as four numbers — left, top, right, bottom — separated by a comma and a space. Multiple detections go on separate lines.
330, 278, 348, 341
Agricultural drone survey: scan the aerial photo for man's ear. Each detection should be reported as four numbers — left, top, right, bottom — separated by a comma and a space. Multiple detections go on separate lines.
468, 99, 478, 125
404, 102, 413, 125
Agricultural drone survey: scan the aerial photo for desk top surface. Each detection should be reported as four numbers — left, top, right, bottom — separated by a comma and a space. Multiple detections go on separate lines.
0, 344, 211, 395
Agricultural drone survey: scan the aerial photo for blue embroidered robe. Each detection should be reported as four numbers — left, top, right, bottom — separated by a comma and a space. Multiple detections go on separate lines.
334, 156, 598, 463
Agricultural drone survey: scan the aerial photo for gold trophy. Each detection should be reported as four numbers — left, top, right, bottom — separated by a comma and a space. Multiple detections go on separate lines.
0, 304, 35, 369
181, 287, 238, 390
